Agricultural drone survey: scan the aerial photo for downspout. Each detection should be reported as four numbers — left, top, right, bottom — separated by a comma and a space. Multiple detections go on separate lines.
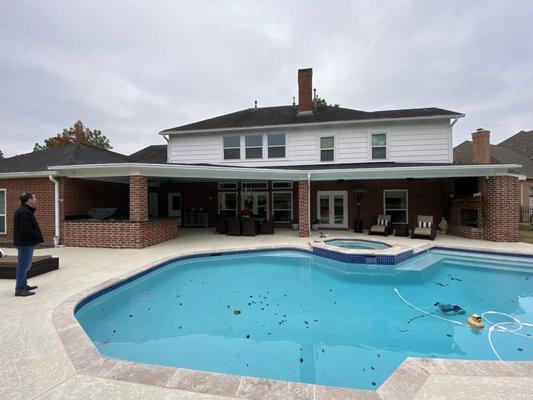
48, 175, 60, 247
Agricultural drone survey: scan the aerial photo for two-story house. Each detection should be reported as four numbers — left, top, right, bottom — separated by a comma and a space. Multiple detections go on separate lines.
0, 69, 522, 248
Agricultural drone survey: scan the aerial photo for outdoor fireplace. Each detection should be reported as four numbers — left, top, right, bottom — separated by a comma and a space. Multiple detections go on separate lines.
461, 209, 479, 227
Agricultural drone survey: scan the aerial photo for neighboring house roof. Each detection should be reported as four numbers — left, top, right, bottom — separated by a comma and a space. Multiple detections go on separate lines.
129, 145, 167, 163
454, 140, 533, 178
0, 142, 130, 173
161, 105, 463, 133
498, 130, 533, 160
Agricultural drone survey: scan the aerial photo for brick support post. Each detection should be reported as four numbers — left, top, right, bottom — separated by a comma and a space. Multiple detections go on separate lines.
298, 180, 310, 237
129, 175, 148, 222
480, 175, 520, 242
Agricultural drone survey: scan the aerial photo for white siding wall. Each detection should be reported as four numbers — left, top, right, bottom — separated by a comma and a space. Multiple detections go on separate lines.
168, 118, 453, 166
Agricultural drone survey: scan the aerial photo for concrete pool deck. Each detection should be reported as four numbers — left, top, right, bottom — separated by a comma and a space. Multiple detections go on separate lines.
1, 228, 532, 400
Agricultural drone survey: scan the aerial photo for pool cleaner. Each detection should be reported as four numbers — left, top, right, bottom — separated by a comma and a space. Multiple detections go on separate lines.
467, 313, 484, 329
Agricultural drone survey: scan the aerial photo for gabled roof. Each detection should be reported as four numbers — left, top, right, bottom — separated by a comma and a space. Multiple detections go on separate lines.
161, 105, 463, 133
0, 142, 130, 173
498, 130, 533, 160
129, 145, 167, 164
454, 140, 533, 177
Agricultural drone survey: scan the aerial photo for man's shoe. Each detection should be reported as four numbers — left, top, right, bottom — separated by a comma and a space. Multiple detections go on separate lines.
26, 285, 38, 291
15, 290, 35, 297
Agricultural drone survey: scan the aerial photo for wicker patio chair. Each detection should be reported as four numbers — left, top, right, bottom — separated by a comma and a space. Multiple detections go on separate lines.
411, 215, 436, 240
368, 215, 392, 236
215, 216, 227, 234
226, 218, 241, 236
260, 214, 275, 235
241, 218, 256, 236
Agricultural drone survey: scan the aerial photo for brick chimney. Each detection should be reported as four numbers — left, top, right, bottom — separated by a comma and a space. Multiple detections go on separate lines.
471, 128, 491, 164
298, 68, 313, 114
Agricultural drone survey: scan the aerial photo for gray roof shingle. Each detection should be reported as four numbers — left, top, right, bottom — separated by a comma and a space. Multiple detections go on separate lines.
161, 105, 463, 133
0, 142, 130, 173
129, 145, 167, 163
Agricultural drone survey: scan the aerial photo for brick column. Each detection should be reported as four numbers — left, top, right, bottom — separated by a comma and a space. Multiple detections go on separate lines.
129, 175, 148, 222
298, 180, 310, 237
480, 175, 519, 242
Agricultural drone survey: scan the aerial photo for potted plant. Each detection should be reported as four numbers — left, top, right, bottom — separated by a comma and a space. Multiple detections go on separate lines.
291, 218, 299, 231
240, 207, 252, 217
311, 218, 320, 231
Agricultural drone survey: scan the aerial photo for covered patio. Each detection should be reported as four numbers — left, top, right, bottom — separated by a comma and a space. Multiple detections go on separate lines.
50, 161, 522, 248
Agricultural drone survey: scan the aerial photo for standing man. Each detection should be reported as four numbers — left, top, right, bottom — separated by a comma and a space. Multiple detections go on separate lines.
13, 192, 43, 297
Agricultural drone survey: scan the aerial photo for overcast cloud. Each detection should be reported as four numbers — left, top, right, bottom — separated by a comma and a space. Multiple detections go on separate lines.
0, 0, 532, 157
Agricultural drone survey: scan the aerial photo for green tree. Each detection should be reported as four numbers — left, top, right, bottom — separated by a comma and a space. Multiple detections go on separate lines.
33, 120, 112, 151
0, 149, 4, 159
314, 96, 340, 109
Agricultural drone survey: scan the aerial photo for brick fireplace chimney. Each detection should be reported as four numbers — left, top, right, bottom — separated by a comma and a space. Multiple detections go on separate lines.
298, 68, 313, 114
471, 128, 491, 164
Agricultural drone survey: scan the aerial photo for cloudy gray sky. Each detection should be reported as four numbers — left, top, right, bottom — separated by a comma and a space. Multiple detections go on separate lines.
1, 0, 532, 157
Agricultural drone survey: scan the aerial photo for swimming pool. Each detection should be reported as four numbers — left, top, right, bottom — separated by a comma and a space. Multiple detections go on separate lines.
75, 249, 533, 390
326, 238, 390, 250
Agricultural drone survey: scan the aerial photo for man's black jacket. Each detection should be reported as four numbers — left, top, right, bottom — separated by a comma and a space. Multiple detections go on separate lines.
13, 203, 44, 246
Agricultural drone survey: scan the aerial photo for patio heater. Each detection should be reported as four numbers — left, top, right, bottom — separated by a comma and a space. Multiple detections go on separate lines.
352, 189, 367, 233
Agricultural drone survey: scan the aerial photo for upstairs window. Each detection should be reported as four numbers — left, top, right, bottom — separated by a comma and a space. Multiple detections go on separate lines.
0, 189, 5, 234
371, 133, 387, 160
267, 134, 286, 158
245, 135, 263, 159
320, 136, 335, 162
223, 136, 241, 160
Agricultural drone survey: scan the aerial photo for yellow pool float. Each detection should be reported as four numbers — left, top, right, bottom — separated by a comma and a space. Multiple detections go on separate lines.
467, 313, 484, 329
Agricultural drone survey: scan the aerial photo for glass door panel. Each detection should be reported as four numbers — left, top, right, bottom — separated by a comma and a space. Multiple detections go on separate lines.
317, 191, 347, 228
333, 195, 344, 225
319, 195, 330, 225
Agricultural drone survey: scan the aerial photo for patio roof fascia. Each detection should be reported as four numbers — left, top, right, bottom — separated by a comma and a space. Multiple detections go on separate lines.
46, 162, 523, 181
0, 170, 59, 179
159, 114, 465, 136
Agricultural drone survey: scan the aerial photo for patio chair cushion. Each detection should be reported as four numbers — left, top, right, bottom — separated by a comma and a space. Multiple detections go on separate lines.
417, 221, 432, 228
413, 227, 432, 236
370, 225, 386, 233
378, 218, 389, 226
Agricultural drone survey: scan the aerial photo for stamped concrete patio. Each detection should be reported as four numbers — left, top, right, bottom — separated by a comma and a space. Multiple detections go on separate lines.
1, 228, 532, 400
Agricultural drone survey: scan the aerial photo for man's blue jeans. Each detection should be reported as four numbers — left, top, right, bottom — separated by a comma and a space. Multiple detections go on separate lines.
15, 246, 34, 292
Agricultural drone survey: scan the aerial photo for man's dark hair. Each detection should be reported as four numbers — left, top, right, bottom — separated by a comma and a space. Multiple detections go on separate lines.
20, 192, 34, 204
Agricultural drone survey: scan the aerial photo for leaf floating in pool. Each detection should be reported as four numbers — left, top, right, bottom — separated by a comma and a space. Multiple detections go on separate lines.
261, 308, 264, 311
268, 332, 272, 335
103, 339, 109, 345
304, 321, 309, 324
377, 353, 381, 358
233, 309, 241, 315
517, 347, 523, 351
248, 303, 251, 306
329, 289, 332, 292
246, 334, 250, 339
395, 325, 408, 332
434, 282, 448, 287
370, 366, 375, 370
446, 334, 452, 337
321, 349, 325, 353
112, 330, 116, 334
227, 305, 230, 308
371, 381, 376, 386
129, 314, 133, 318
299, 358, 304, 363
246, 363, 249, 367
178, 326, 182, 330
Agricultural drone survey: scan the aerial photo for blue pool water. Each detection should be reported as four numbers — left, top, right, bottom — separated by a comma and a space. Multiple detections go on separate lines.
326, 239, 390, 250
76, 249, 533, 390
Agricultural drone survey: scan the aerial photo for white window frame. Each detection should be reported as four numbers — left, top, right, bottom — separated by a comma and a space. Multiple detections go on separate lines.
383, 189, 408, 224
272, 191, 293, 222
267, 133, 286, 159
0, 189, 6, 234
222, 136, 241, 160
218, 191, 238, 216
318, 134, 336, 163
244, 134, 264, 159
241, 181, 268, 190
218, 182, 238, 190
272, 181, 293, 189
369, 131, 388, 161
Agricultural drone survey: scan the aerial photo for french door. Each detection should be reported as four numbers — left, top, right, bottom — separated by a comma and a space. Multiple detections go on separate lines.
317, 191, 348, 228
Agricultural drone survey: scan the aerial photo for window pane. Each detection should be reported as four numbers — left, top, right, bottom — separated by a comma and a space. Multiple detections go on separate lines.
389, 210, 406, 223
268, 133, 285, 146
0, 191, 5, 212
372, 134, 386, 146
224, 148, 240, 160
218, 182, 237, 190
272, 181, 293, 189
172, 196, 181, 210
372, 146, 386, 159
273, 192, 291, 209
242, 181, 268, 189
320, 136, 334, 149
0, 216, 4, 233
245, 147, 262, 159
219, 192, 237, 210
268, 146, 285, 158
321, 149, 334, 162
385, 190, 407, 209
223, 136, 240, 148
273, 210, 291, 222
245, 135, 262, 147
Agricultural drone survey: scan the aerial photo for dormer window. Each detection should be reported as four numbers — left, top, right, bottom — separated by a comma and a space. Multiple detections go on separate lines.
223, 136, 241, 160
245, 135, 263, 159
267, 134, 286, 158
371, 133, 387, 160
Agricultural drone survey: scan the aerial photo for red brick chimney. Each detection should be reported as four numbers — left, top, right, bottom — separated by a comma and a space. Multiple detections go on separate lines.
298, 68, 313, 113
471, 128, 491, 164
